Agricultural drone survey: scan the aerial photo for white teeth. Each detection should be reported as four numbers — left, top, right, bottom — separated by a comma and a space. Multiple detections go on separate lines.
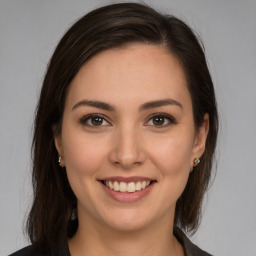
105, 180, 151, 193
127, 182, 136, 192
114, 181, 119, 191
120, 182, 127, 192
109, 181, 114, 189
135, 182, 141, 191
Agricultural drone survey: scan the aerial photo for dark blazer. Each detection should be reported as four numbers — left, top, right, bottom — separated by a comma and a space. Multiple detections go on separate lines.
9, 228, 213, 256
174, 228, 213, 256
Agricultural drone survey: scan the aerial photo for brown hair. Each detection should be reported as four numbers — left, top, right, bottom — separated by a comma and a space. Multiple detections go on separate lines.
27, 2, 218, 251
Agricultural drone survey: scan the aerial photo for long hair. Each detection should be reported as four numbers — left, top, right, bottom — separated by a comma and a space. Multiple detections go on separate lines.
27, 2, 218, 251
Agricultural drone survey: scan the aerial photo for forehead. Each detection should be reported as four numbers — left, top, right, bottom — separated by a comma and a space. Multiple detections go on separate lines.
66, 44, 191, 109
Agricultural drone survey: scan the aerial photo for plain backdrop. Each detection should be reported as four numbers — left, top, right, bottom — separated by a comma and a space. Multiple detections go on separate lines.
1, 0, 256, 255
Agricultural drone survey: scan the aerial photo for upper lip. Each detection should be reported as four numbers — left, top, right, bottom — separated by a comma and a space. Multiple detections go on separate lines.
99, 176, 156, 183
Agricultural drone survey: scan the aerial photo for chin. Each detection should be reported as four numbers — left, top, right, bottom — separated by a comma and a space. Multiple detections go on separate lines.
100, 209, 153, 232
106, 219, 148, 232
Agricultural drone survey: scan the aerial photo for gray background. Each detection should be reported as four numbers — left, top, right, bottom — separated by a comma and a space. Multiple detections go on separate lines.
0, 0, 255, 255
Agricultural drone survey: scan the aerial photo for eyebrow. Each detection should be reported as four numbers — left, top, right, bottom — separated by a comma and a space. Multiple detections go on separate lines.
72, 100, 115, 111
72, 98, 182, 111
139, 99, 183, 111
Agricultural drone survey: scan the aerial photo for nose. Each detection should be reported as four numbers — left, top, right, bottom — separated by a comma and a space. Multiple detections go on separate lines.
109, 124, 146, 169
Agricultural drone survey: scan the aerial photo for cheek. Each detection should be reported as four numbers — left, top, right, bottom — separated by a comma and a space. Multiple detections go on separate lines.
147, 131, 194, 176
61, 130, 109, 178
147, 132, 194, 208
60, 130, 111, 208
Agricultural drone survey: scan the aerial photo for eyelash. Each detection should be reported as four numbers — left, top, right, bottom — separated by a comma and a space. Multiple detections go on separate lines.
145, 113, 177, 128
80, 114, 110, 127
80, 113, 176, 128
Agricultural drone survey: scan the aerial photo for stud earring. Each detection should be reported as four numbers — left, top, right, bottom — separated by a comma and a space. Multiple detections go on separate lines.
71, 208, 78, 220
193, 158, 200, 167
190, 158, 200, 173
58, 156, 62, 164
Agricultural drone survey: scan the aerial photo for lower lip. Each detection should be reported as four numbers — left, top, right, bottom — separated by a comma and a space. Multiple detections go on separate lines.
100, 182, 155, 202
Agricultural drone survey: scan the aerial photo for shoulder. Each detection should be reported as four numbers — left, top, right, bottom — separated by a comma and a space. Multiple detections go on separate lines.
174, 228, 213, 256
9, 245, 37, 256
9, 242, 70, 256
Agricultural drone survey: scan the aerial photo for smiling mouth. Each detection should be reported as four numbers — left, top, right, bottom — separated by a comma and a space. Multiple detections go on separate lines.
101, 180, 155, 193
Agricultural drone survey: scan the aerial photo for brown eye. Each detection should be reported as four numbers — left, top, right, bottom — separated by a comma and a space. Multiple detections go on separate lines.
91, 116, 104, 126
152, 116, 165, 126
145, 114, 176, 128
80, 114, 110, 127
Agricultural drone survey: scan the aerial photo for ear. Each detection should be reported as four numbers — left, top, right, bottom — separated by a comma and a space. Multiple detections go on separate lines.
52, 124, 65, 167
192, 113, 209, 161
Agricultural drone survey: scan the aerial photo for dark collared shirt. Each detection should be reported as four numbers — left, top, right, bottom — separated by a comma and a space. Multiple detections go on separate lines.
9, 229, 213, 256
174, 228, 213, 256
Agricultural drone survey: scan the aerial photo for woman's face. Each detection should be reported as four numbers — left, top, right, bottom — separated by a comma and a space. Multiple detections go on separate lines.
54, 44, 208, 232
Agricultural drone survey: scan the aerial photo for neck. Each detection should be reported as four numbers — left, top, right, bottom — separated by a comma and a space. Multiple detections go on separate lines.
68, 212, 184, 256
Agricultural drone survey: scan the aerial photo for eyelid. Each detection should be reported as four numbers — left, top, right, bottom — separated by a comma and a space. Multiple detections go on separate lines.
79, 112, 176, 128
80, 113, 111, 127
144, 113, 177, 128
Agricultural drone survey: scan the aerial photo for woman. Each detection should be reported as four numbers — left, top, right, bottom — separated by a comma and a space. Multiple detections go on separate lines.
10, 2, 218, 256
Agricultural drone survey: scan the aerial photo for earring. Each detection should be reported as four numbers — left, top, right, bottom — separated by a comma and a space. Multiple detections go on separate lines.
71, 208, 78, 220
190, 158, 200, 173
58, 156, 62, 164
193, 158, 200, 167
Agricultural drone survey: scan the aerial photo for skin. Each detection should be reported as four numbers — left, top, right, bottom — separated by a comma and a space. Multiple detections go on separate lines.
54, 44, 209, 256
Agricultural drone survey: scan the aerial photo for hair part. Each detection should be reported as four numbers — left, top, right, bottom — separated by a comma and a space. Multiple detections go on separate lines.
27, 2, 218, 251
